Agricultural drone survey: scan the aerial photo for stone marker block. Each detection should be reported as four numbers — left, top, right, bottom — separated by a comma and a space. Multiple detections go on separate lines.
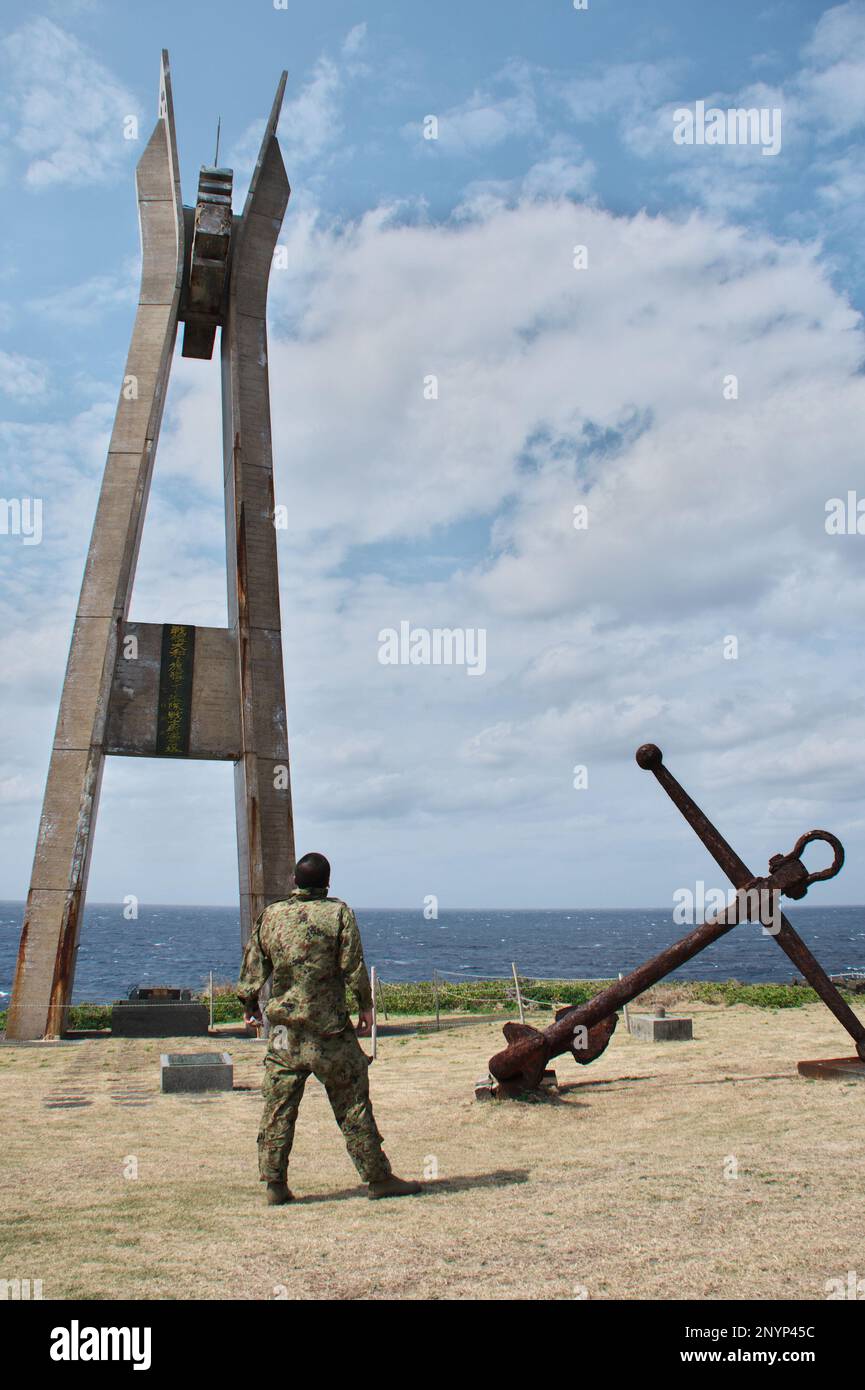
630, 1013, 693, 1042
797, 1056, 865, 1082
160, 1052, 233, 1093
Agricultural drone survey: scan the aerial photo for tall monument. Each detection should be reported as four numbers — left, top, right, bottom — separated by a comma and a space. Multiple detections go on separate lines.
7, 52, 295, 1039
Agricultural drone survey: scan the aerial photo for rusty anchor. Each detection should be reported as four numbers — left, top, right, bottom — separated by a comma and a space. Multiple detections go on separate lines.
488, 744, 863, 1092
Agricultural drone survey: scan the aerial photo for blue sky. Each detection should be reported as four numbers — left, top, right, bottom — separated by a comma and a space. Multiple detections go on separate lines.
1, 0, 864, 912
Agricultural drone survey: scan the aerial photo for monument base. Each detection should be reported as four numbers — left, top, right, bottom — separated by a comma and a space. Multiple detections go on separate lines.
112, 1003, 209, 1037
797, 1056, 865, 1081
474, 1068, 558, 1101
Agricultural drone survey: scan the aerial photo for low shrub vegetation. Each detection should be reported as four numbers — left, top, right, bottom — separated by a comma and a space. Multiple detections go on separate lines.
0, 977, 847, 1034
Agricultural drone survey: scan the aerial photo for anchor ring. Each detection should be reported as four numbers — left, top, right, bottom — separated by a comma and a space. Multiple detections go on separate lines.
789, 830, 845, 886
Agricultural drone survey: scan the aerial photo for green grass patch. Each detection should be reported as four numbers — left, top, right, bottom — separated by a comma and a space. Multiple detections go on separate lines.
195, 975, 841, 1021
0, 1003, 112, 1033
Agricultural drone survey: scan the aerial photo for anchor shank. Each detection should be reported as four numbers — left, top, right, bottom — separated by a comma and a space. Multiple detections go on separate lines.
545, 900, 744, 1046
491, 902, 745, 1080
641, 750, 753, 888
772, 918, 865, 1056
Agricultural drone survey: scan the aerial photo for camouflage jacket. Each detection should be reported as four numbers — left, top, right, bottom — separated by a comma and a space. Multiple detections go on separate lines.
236, 887, 373, 1035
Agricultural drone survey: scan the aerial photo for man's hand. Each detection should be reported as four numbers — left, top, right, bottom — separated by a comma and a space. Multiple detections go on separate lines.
356, 1008, 374, 1036
244, 1006, 263, 1028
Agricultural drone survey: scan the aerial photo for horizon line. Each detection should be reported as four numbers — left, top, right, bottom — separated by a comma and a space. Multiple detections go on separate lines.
1, 899, 862, 914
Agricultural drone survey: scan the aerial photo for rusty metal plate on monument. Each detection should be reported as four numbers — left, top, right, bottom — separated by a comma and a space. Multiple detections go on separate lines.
797, 1057, 865, 1081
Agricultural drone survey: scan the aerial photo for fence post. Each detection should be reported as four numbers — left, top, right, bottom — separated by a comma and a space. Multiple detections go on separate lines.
511, 962, 525, 1024
370, 965, 378, 1061
209, 970, 213, 1030
619, 971, 631, 1033
376, 970, 388, 1020
432, 969, 441, 1031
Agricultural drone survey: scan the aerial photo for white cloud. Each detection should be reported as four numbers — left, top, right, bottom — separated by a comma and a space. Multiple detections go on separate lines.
560, 60, 681, 124
0, 349, 49, 398
800, 0, 865, 135
0, 19, 140, 189
227, 30, 364, 200
816, 152, 865, 207
343, 23, 368, 58
622, 5, 865, 219
521, 153, 596, 200
414, 61, 541, 155
278, 56, 344, 166
456, 149, 597, 213
27, 261, 137, 327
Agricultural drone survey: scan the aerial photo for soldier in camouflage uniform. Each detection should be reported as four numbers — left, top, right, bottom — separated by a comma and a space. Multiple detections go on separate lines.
237, 852, 422, 1205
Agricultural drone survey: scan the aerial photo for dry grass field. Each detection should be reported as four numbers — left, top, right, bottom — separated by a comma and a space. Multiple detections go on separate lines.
1, 1000, 864, 1300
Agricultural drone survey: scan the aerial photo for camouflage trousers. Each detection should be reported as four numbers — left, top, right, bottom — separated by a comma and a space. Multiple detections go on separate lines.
257, 1025, 391, 1184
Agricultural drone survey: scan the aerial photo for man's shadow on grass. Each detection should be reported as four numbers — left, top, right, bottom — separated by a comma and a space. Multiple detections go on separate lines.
561, 1070, 794, 1093
292, 1169, 529, 1205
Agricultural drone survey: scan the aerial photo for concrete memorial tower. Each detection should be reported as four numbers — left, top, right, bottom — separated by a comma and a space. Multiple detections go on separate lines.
7, 52, 295, 1039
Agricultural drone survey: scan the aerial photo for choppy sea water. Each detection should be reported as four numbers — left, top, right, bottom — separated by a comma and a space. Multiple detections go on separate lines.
1, 901, 864, 1005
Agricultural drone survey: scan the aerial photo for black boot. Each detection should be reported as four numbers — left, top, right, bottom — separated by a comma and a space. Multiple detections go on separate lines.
266, 1181, 294, 1205
368, 1174, 422, 1200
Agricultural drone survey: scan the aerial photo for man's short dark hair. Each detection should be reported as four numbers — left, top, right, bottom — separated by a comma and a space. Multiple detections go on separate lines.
295, 852, 331, 890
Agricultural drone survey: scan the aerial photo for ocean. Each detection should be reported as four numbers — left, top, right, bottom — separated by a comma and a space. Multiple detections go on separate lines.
1, 900, 864, 1004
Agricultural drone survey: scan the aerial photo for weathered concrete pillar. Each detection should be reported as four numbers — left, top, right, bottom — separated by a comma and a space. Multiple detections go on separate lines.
8, 57, 295, 1038
221, 74, 295, 947
8, 53, 184, 1039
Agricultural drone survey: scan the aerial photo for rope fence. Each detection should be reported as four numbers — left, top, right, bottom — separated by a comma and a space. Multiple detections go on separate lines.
368, 961, 608, 1034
